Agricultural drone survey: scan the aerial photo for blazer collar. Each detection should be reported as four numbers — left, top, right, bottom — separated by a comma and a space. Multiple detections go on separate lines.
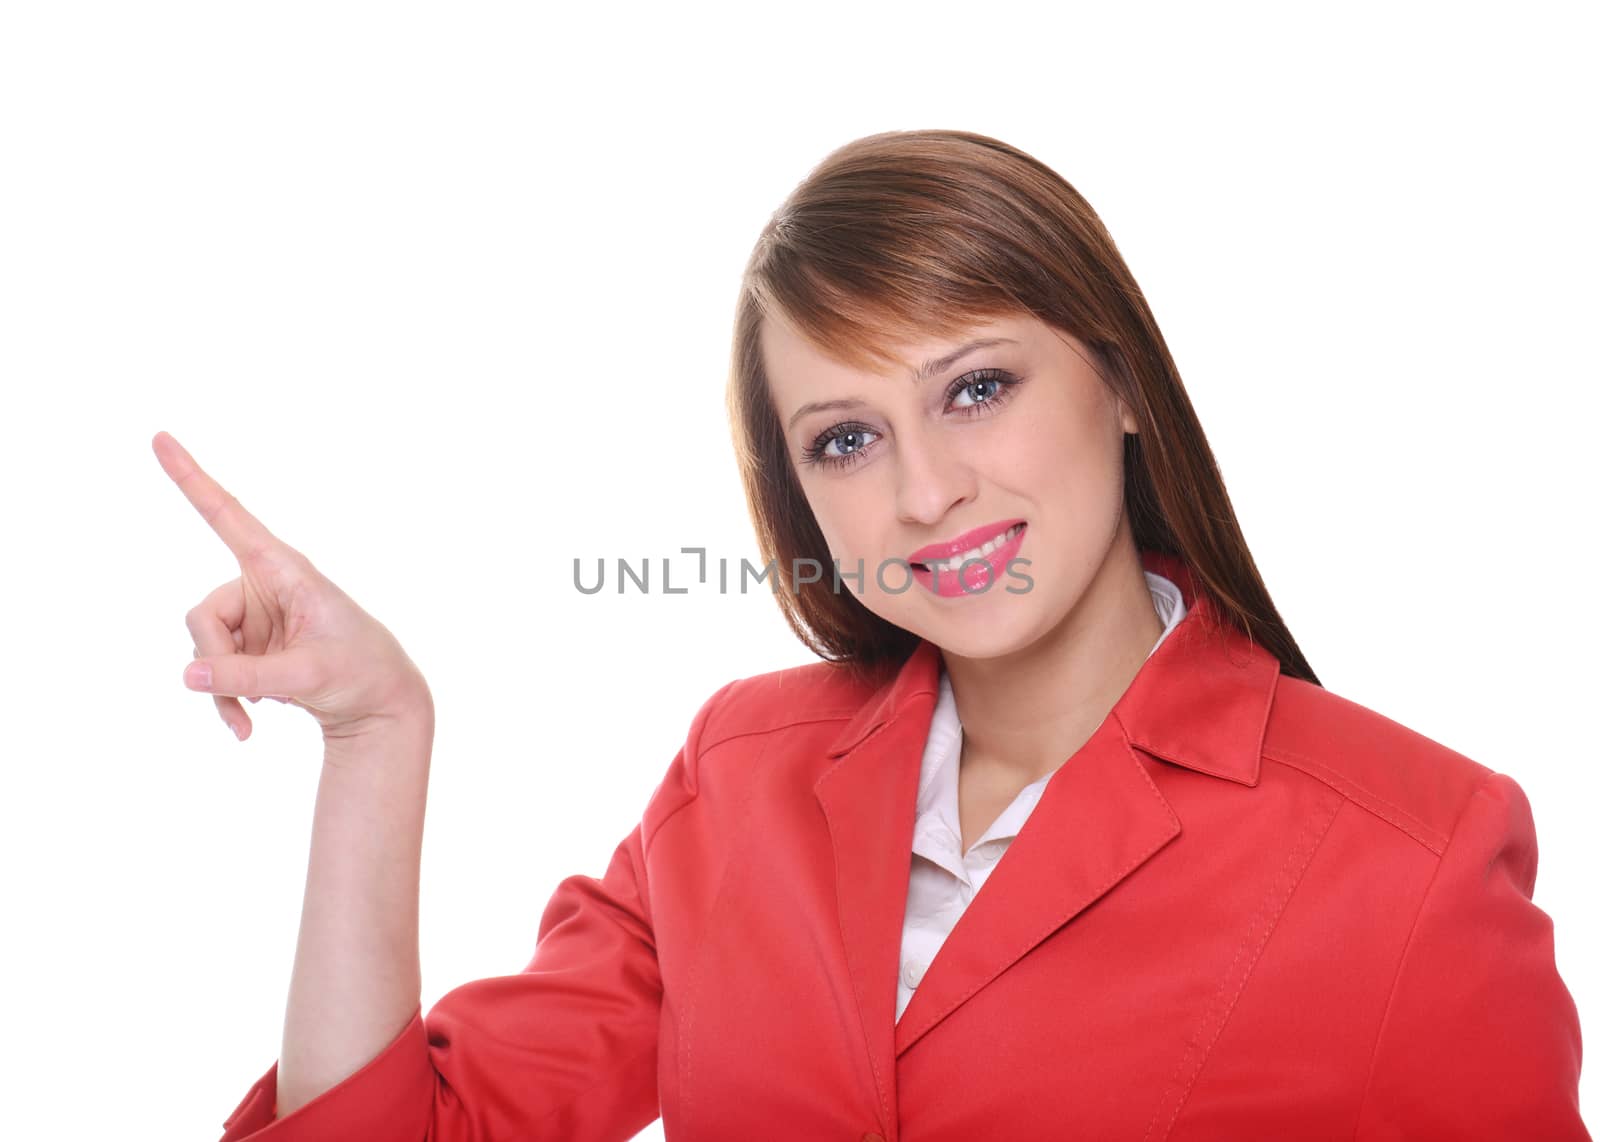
824, 548, 1280, 786
812, 548, 1282, 1117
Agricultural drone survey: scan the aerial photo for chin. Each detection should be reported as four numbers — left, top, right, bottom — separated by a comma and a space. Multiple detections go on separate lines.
892, 596, 1046, 663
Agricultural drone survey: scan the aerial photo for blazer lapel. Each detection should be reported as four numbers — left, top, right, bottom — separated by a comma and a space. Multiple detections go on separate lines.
812, 549, 1281, 1106
813, 638, 942, 1134
892, 703, 1186, 1054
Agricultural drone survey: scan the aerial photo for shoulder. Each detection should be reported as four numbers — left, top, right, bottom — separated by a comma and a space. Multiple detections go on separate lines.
1261, 674, 1499, 855
693, 657, 879, 752
640, 659, 880, 845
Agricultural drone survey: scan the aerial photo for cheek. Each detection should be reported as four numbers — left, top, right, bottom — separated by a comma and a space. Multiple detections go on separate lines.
806, 483, 907, 587
1001, 401, 1125, 512
805, 485, 871, 560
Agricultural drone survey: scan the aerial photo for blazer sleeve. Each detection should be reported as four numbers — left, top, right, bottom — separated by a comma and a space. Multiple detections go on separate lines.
213, 678, 737, 1142
1355, 770, 1590, 1140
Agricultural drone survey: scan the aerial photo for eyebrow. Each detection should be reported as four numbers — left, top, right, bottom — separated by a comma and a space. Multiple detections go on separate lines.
784, 337, 1019, 432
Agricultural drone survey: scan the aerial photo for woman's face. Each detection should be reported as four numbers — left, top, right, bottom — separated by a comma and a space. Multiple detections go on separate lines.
762, 309, 1140, 660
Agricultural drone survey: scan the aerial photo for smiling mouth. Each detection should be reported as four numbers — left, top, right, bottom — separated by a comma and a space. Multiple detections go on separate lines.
910, 522, 1027, 571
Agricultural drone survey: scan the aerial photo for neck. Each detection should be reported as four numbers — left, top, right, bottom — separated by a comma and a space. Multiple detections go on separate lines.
940, 526, 1165, 788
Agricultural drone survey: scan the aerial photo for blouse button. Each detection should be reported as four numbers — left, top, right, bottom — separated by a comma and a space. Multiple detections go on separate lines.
902, 959, 928, 989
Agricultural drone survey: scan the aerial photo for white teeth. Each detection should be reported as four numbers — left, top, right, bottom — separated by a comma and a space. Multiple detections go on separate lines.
923, 524, 1023, 571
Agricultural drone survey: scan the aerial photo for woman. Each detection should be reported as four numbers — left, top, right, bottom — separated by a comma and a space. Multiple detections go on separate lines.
180, 130, 1589, 1140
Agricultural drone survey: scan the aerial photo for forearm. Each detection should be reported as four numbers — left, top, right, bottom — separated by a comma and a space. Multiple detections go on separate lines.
275, 704, 436, 1119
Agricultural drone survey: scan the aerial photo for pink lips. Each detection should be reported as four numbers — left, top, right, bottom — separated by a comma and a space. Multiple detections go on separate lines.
908, 518, 1027, 567
908, 520, 1028, 599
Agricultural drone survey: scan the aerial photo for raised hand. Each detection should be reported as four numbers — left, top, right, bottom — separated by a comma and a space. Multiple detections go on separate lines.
153, 431, 432, 747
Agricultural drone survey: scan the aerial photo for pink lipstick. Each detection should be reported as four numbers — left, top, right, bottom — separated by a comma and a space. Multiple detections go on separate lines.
908, 519, 1027, 599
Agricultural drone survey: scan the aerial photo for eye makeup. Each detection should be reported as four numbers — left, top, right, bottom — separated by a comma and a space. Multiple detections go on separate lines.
797, 368, 1026, 471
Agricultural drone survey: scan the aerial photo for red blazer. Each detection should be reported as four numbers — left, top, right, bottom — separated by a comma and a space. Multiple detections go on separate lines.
218, 550, 1589, 1141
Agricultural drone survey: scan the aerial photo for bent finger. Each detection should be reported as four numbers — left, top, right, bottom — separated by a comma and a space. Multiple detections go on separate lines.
186, 606, 248, 741
188, 646, 323, 705
229, 629, 258, 700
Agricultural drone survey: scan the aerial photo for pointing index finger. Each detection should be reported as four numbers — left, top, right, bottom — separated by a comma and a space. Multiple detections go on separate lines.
151, 431, 286, 564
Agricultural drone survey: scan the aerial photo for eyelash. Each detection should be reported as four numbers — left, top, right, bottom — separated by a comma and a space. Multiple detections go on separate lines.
799, 368, 1025, 471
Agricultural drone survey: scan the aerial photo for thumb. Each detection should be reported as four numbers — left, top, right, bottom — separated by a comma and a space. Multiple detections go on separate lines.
183, 647, 321, 701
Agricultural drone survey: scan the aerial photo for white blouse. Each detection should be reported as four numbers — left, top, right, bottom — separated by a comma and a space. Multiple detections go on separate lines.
896, 570, 1189, 1022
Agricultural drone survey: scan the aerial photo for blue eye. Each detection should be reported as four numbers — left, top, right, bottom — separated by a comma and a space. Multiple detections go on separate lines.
798, 368, 1024, 471
804, 425, 880, 469
950, 371, 1012, 409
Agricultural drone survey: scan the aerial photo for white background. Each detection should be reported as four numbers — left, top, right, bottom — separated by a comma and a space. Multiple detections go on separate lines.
1, 3, 1594, 1137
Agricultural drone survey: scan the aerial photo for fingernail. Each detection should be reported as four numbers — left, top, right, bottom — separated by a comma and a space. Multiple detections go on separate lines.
185, 663, 212, 690
232, 722, 244, 741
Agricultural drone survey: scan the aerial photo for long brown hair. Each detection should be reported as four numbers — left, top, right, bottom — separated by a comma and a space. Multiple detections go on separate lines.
726, 128, 1318, 689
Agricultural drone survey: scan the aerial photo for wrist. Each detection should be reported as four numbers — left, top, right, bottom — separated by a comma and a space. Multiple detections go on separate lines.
321, 701, 435, 773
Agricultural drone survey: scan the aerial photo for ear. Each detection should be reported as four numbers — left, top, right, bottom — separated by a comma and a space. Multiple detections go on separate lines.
1115, 395, 1141, 436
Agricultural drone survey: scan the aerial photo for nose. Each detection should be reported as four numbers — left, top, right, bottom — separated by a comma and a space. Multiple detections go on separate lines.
894, 424, 975, 527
